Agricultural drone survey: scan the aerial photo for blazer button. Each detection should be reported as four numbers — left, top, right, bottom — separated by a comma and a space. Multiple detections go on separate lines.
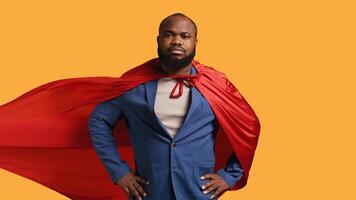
171, 142, 176, 148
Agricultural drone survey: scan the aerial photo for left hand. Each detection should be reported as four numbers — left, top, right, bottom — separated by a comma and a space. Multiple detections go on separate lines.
200, 173, 230, 199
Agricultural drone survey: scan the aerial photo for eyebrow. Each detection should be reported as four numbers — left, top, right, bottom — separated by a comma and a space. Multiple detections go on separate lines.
163, 30, 191, 35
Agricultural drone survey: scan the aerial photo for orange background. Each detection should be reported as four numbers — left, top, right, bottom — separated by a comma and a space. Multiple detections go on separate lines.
1, 0, 355, 199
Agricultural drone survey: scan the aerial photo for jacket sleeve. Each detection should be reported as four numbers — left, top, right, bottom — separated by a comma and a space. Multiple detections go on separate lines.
217, 152, 244, 189
88, 97, 132, 185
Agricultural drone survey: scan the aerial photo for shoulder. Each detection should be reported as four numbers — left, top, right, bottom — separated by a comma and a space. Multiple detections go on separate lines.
193, 60, 229, 82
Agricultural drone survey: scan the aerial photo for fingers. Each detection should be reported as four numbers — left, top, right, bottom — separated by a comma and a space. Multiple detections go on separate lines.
200, 173, 229, 199
133, 182, 147, 199
134, 176, 148, 199
200, 173, 216, 180
116, 172, 150, 200
125, 181, 147, 200
201, 179, 215, 190
124, 186, 130, 196
201, 180, 218, 194
136, 176, 150, 185
211, 187, 224, 199
127, 185, 139, 200
128, 184, 143, 200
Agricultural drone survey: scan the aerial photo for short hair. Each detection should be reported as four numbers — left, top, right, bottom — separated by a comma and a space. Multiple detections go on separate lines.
159, 13, 198, 38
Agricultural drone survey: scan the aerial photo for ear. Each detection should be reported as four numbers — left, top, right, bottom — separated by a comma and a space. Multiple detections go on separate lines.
195, 38, 198, 44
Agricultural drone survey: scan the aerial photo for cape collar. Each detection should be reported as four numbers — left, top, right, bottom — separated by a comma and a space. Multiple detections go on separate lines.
153, 59, 200, 98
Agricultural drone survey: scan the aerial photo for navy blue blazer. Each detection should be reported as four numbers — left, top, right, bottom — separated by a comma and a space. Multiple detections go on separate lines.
88, 66, 244, 200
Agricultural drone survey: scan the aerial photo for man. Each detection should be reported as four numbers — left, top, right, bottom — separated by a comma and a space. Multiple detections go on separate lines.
89, 13, 247, 200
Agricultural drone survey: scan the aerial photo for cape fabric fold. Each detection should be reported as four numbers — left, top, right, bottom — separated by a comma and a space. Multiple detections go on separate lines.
0, 58, 260, 199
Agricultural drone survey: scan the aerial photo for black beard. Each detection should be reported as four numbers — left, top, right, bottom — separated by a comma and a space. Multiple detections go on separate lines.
157, 46, 196, 71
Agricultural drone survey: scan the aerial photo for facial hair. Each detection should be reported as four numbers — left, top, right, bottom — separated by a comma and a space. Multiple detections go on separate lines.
157, 45, 196, 71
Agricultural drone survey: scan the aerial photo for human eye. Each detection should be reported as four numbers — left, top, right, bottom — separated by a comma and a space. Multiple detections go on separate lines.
181, 34, 191, 39
164, 32, 173, 37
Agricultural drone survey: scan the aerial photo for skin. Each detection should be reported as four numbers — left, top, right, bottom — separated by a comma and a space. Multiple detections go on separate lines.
116, 172, 148, 199
116, 14, 230, 200
157, 15, 197, 75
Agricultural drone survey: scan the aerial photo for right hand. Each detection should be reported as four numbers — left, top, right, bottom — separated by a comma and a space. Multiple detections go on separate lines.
116, 172, 149, 200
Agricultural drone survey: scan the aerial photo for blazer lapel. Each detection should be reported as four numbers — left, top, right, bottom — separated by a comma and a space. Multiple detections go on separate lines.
173, 87, 202, 142
173, 66, 203, 141
144, 65, 203, 141
145, 80, 172, 139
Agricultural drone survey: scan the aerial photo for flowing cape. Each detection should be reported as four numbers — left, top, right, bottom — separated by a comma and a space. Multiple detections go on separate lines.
0, 58, 260, 199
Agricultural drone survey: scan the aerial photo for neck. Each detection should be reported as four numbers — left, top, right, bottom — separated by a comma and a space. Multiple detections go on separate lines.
159, 63, 192, 75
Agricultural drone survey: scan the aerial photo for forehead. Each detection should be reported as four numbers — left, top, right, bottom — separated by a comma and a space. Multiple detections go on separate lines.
160, 16, 195, 34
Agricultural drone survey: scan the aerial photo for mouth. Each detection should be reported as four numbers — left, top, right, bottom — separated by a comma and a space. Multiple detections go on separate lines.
168, 47, 185, 55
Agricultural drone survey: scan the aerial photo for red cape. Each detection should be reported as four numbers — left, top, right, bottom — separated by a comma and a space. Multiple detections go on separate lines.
0, 58, 260, 199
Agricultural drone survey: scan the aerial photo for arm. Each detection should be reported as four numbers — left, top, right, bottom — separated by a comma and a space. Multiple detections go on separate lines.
217, 152, 244, 189
88, 97, 131, 184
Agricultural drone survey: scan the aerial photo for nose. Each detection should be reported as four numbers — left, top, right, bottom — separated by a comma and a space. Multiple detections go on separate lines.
171, 36, 182, 46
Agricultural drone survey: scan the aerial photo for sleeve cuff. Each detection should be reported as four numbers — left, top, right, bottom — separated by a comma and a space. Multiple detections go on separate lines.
112, 163, 132, 185
217, 168, 240, 189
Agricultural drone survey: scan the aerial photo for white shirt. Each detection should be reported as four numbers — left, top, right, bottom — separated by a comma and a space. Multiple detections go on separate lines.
154, 77, 191, 138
